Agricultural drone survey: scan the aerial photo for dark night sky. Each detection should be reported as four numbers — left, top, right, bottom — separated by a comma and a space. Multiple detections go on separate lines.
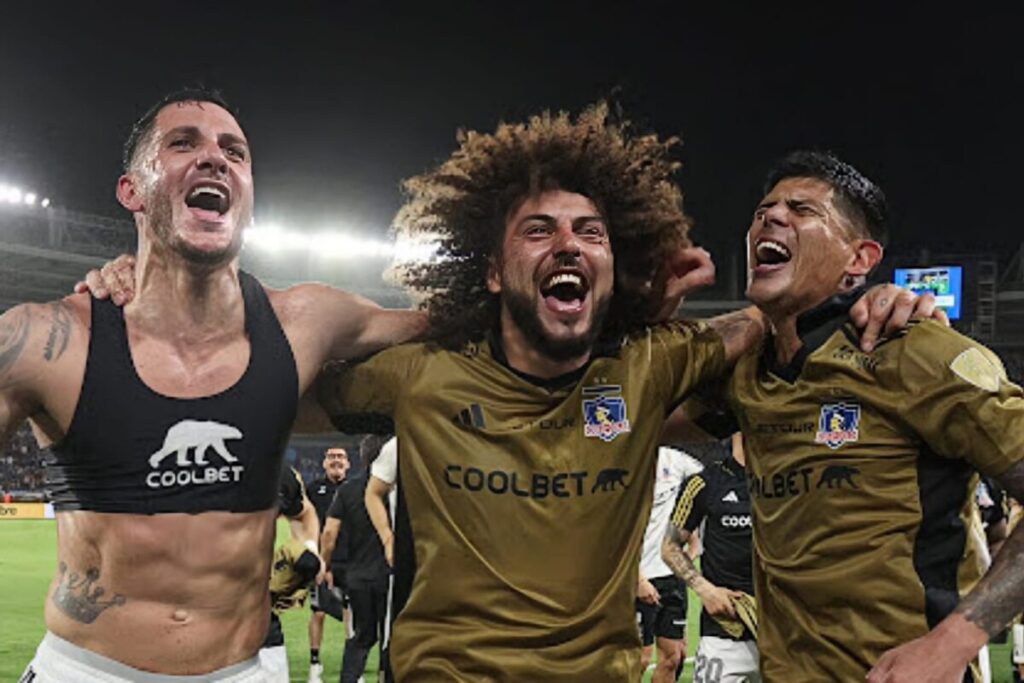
1, 3, 1021, 274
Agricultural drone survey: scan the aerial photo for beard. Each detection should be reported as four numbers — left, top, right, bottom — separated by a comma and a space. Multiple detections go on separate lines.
503, 287, 611, 363
147, 188, 245, 267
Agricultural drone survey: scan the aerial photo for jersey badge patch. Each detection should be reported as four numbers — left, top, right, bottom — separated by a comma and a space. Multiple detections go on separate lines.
814, 402, 860, 449
950, 348, 1003, 392
582, 386, 631, 442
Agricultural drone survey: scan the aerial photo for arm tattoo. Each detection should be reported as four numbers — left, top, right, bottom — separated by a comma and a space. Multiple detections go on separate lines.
662, 525, 703, 588
0, 307, 30, 378
43, 302, 71, 362
51, 562, 126, 624
706, 308, 766, 364
956, 459, 1024, 636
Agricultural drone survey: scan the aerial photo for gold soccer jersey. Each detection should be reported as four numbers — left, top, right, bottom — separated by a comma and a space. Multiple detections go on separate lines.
726, 301, 1024, 682
326, 323, 726, 682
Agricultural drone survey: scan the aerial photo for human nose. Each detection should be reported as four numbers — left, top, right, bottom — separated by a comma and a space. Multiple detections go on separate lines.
551, 223, 581, 257
761, 202, 789, 228
195, 140, 229, 176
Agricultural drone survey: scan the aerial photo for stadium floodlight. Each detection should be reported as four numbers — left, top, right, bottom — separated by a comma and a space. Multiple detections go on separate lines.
0, 185, 22, 203
244, 222, 442, 264
0, 182, 49, 208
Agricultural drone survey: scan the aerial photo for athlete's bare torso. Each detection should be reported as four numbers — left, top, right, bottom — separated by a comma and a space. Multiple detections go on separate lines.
6, 278, 422, 673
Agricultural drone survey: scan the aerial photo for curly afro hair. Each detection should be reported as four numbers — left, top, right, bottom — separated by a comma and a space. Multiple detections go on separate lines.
393, 102, 692, 350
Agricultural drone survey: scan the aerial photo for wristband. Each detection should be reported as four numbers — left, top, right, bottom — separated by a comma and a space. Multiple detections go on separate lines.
304, 539, 319, 555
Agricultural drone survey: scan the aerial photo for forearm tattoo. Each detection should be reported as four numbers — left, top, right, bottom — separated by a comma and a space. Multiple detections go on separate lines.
956, 460, 1024, 636
662, 525, 702, 588
51, 562, 126, 624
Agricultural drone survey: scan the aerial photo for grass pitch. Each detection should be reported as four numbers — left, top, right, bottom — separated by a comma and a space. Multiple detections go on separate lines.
0, 520, 1016, 682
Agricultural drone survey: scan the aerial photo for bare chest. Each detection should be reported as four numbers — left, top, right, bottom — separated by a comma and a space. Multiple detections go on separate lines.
129, 335, 252, 399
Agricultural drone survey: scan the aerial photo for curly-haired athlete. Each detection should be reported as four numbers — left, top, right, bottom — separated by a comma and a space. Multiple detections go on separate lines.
397, 103, 696, 350
315, 105, 933, 682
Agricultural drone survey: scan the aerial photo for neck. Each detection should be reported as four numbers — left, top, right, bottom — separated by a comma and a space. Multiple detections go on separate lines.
768, 313, 803, 366
126, 234, 244, 339
764, 279, 860, 365
498, 310, 591, 379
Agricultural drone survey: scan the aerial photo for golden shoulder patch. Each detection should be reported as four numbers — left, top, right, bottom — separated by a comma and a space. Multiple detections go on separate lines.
950, 348, 1002, 392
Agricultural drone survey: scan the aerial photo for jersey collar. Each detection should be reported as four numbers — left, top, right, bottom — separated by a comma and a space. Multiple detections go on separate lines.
485, 328, 591, 392
763, 286, 866, 383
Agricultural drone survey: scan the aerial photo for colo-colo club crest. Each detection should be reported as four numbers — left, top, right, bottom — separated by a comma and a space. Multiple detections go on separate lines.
814, 402, 861, 449
582, 385, 631, 442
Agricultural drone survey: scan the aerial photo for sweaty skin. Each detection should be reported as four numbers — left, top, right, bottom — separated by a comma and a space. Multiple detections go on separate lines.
0, 99, 425, 674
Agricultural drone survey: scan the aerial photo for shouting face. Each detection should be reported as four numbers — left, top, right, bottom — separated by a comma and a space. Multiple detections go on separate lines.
119, 100, 254, 266
747, 177, 879, 319
488, 190, 614, 364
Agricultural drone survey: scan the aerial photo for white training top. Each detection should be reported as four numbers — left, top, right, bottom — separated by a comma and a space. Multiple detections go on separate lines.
639, 446, 703, 579
371, 437, 398, 485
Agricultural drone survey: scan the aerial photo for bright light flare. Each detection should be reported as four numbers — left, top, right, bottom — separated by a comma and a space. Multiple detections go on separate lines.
0, 182, 50, 208
245, 223, 440, 263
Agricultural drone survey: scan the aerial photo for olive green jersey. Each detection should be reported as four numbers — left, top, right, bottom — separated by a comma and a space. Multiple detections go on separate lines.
725, 297, 1024, 682
328, 322, 726, 682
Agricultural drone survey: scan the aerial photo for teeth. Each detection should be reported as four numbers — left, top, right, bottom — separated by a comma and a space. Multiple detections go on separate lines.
756, 241, 790, 258
548, 273, 582, 288
188, 186, 226, 199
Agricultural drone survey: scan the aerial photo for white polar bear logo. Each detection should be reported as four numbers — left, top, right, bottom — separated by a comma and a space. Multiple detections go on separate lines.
149, 420, 243, 469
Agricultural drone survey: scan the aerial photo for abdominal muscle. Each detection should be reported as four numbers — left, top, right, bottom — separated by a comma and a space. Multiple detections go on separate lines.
45, 508, 277, 674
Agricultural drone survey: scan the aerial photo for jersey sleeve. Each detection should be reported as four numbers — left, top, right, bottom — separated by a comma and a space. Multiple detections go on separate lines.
669, 471, 709, 533
321, 344, 427, 434
370, 437, 398, 485
648, 321, 730, 411
278, 466, 306, 519
890, 321, 1024, 477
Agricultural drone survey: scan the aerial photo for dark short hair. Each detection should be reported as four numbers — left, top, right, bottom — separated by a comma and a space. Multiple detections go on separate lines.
763, 150, 888, 245
122, 87, 239, 172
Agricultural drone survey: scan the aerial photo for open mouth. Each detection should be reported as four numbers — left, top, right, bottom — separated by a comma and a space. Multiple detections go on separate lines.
185, 182, 231, 216
540, 270, 590, 313
754, 239, 792, 267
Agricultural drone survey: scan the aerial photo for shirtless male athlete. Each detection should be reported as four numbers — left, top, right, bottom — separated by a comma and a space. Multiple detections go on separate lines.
0, 88, 423, 681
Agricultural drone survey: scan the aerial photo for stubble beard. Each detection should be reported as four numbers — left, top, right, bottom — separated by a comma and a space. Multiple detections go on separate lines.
148, 188, 243, 267
502, 287, 611, 363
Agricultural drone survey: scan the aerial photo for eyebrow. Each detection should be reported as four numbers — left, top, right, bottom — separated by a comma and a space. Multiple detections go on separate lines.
517, 214, 605, 225
162, 126, 250, 150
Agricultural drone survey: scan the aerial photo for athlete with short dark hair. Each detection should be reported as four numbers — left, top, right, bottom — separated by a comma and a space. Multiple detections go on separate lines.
305, 446, 351, 683
2, 88, 425, 681
677, 150, 1024, 681
321, 435, 391, 683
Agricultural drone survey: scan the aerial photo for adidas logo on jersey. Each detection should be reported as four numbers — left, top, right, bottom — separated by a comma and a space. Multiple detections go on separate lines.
452, 404, 486, 429
722, 490, 739, 503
